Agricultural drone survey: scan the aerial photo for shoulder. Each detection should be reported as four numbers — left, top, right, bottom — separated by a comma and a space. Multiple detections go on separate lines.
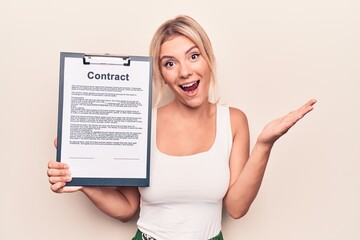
228, 106, 248, 130
228, 107, 247, 122
222, 106, 249, 141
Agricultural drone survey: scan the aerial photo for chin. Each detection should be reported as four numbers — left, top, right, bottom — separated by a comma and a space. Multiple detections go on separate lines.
182, 98, 208, 109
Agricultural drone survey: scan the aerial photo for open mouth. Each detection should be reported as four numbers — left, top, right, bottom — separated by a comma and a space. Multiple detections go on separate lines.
179, 80, 200, 92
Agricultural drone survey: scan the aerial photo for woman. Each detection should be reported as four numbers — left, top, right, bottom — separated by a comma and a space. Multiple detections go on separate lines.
48, 15, 316, 240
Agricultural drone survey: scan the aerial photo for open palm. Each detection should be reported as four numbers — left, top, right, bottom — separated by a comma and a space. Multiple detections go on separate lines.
258, 99, 317, 146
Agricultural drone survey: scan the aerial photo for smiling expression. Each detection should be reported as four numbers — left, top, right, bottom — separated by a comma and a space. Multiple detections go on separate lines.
159, 35, 211, 108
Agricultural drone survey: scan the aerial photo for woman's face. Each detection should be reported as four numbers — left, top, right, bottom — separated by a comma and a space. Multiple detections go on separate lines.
159, 35, 211, 109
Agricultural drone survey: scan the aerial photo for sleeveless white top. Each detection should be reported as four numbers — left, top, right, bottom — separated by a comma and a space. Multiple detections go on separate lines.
138, 104, 232, 240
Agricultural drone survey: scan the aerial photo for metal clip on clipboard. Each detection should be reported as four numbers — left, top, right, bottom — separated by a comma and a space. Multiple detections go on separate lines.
83, 54, 131, 66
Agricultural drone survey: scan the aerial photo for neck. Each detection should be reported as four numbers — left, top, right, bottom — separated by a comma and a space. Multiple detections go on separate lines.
168, 100, 215, 120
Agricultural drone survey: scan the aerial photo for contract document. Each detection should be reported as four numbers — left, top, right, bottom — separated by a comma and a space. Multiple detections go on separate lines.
57, 52, 152, 186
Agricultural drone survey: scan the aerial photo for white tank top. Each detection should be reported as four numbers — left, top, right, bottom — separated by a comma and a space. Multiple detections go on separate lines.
138, 104, 232, 240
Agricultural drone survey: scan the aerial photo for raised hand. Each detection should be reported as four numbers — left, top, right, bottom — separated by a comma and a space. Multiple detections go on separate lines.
257, 99, 317, 147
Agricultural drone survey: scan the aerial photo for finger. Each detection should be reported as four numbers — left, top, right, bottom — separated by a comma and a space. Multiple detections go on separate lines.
51, 184, 83, 193
299, 99, 317, 113
51, 182, 66, 193
292, 99, 317, 120
47, 168, 71, 177
48, 161, 69, 170
49, 175, 72, 184
63, 186, 83, 193
278, 110, 305, 131
297, 99, 316, 111
306, 99, 317, 107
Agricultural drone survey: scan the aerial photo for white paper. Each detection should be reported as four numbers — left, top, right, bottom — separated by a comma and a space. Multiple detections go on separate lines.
59, 56, 151, 180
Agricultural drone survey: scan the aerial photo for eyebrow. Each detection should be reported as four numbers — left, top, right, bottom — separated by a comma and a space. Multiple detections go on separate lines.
160, 45, 199, 61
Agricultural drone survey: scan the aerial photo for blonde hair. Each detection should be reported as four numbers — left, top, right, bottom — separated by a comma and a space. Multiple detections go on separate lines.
150, 15, 218, 106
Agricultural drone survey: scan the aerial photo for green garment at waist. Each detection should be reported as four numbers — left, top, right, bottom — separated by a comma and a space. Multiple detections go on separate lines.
132, 229, 224, 240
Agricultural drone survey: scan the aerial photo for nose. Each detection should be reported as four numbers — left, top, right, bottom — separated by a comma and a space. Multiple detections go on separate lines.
178, 62, 193, 79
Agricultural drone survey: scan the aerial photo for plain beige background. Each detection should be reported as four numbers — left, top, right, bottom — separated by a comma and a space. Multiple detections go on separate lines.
1, 0, 359, 239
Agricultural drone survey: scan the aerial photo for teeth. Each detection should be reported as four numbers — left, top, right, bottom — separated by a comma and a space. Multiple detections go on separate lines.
179, 80, 199, 92
181, 82, 196, 88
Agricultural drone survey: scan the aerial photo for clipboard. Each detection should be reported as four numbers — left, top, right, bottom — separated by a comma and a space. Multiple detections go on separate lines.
57, 52, 152, 187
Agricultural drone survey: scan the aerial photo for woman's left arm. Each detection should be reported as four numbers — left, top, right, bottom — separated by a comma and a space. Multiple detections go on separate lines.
224, 99, 317, 219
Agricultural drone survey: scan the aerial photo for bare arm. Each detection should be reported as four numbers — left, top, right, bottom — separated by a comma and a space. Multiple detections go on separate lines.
48, 160, 140, 222
81, 186, 140, 222
224, 99, 317, 219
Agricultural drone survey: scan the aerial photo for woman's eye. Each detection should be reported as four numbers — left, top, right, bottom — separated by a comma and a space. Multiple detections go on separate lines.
191, 53, 200, 60
164, 61, 174, 68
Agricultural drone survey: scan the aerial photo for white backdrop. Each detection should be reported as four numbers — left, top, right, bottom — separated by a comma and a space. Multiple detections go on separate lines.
1, 0, 359, 239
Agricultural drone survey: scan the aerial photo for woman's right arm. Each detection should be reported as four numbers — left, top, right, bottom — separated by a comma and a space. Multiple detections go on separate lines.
47, 160, 140, 222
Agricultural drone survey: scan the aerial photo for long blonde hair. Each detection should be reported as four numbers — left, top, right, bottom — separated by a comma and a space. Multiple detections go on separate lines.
150, 15, 218, 106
